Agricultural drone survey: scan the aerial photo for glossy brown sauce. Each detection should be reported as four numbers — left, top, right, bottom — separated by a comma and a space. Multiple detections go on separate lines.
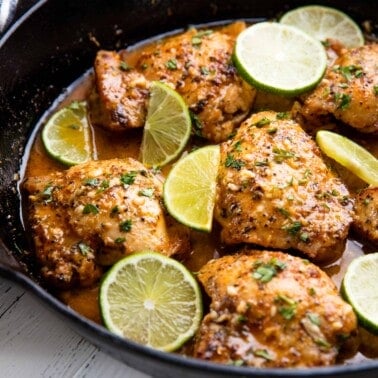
23, 24, 378, 364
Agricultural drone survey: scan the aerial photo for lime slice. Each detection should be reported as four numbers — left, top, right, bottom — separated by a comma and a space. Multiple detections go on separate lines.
141, 81, 191, 168
164, 145, 220, 232
233, 22, 327, 96
42, 101, 92, 166
341, 253, 378, 334
316, 130, 378, 186
99, 251, 202, 351
280, 5, 364, 49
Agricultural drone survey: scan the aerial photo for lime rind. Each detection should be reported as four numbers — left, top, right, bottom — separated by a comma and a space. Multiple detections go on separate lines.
280, 5, 364, 49
341, 253, 378, 334
99, 251, 202, 351
142, 81, 191, 168
233, 22, 327, 96
163, 145, 220, 232
41, 101, 92, 166
316, 130, 378, 186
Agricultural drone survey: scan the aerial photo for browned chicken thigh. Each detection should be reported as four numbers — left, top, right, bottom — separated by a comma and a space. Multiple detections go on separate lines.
297, 43, 378, 133
215, 111, 354, 263
353, 186, 378, 245
93, 22, 256, 142
24, 158, 190, 288
194, 250, 357, 368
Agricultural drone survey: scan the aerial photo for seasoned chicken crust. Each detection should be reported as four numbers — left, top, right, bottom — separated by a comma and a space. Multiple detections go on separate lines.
296, 43, 378, 133
194, 250, 358, 368
92, 22, 256, 142
215, 111, 354, 263
353, 186, 378, 245
24, 158, 190, 288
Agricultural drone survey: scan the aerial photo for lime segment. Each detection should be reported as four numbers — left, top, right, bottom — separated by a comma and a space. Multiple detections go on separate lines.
280, 5, 364, 49
341, 253, 378, 334
164, 145, 220, 232
233, 22, 327, 96
141, 81, 191, 168
99, 251, 202, 351
316, 130, 378, 186
42, 101, 92, 166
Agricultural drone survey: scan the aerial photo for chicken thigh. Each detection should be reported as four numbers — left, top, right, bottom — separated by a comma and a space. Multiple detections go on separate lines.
24, 158, 190, 288
215, 111, 354, 263
353, 186, 378, 245
194, 250, 357, 368
92, 22, 256, 142
296, 43, 378, 133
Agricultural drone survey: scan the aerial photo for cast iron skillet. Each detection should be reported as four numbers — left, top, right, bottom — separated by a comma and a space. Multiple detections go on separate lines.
0, 0, 377, 377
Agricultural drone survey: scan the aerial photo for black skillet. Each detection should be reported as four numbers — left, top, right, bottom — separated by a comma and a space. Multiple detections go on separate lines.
0, 0, 377, 377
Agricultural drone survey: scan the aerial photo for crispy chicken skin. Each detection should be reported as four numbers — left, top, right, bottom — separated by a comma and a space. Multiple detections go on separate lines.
296, 44, 378, 133
93, 22, 256, 142
24, 158, 190, 288
193, 250, 358, 368
215, 111, 354, 263
353, 186, 378, 245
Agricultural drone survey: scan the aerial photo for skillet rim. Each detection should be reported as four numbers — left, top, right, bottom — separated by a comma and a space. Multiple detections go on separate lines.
0, 0, 378, 376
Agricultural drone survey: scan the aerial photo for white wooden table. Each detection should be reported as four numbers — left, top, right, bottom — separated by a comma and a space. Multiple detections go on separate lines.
0, 277, 150, 377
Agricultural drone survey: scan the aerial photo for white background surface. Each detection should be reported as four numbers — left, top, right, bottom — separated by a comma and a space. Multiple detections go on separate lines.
0, 277, 150, 377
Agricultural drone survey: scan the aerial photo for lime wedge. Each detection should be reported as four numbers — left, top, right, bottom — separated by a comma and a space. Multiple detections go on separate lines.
233, 22, 327, 96
316, 130, 378, 186
280, 5, 364, 49
99, 251, 202, 351
42, 101, 92, 166
341, 253, 378, 334
164, 145, 220, 232
141, 81, 191, 168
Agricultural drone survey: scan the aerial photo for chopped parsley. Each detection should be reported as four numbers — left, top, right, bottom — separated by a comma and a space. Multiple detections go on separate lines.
225, 153, 245, 170
77, 242, 93, 256
276, 112, 289, 120
189, 111, 203, 137
334, 65, 363, 81
119, 219, 132, 232
191, 29, 213, 47
82, 203, 99, 215
277, 207, 290, 218
254, 117, 270, 127
166, 59, 178, 70
233, 140, 243, 152
253, 349, 274, 361
200, 66, 210, 75
299, 232, 310, 243
110, 205, 120, 217
267, 127, 277, 134
272, 147, 296, 163
97, 180, 110, 192
282, 221, 302, 235
115, 237, 126, 243
315, 338, 331, 349
374, 85, 378, 96
119, 61, 131, 71
252, 258, 286, 283
275, 294, 297, 320
84, 178, 100, 187
138, 188, 154, 197
120, 171, 137, 185
41, 184, 54, 203
334, 92, 351, 110
254, 159, 269, 167
307, 312, 321, 326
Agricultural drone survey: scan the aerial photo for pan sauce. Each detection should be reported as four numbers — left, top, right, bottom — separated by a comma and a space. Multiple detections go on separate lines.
22, 22, 378, 365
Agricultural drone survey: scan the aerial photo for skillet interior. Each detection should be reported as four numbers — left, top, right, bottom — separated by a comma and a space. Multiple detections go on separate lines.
0, 0, 377, 376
